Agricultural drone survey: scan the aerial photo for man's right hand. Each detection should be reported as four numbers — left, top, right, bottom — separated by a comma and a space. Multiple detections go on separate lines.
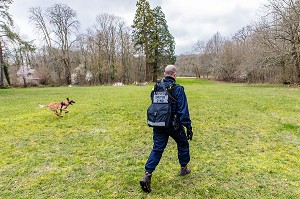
187, 127, 193, 140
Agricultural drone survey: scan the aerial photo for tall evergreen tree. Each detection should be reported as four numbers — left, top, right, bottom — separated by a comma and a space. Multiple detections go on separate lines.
151, 6, 176, 81
132, 0, 155, 82
132, 1, 176, 82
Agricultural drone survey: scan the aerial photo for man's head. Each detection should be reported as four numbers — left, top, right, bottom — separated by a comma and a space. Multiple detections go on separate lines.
164, 65, 177, 78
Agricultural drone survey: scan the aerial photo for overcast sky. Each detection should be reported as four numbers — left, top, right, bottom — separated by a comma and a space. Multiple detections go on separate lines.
10, 0, 268, 55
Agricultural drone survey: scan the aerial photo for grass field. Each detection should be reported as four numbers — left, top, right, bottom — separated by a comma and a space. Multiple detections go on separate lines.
0, 78, 299, 198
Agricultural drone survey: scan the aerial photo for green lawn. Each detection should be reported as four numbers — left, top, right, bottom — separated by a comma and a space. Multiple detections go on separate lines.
0, 79, 299, 198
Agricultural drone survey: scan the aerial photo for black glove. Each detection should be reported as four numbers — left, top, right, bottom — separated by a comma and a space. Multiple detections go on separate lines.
187, 127, 193, 140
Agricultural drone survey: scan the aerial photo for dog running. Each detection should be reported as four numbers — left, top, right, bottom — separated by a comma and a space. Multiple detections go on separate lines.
39, 98, 75, 117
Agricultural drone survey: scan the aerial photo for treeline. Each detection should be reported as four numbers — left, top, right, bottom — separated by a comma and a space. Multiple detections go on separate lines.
4, 0, 175, 87
3, 0, 300, 86
177, 0, 300, 84
28, 11, 140, 86
8, 4, 149, 86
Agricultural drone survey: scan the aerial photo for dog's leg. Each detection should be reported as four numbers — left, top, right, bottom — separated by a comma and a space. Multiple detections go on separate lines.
63, 109, 69, 113
54, 110, 63, 117
60, 109, 63, 115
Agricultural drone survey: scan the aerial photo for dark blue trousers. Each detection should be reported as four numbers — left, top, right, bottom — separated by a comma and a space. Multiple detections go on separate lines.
145, 126, 190, 174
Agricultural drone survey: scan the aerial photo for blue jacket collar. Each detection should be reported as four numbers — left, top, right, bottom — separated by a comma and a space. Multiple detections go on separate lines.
164, 76, 176, 83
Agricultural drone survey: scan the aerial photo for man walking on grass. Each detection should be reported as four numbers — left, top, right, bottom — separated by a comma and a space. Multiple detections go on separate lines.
140, 65, 193, 193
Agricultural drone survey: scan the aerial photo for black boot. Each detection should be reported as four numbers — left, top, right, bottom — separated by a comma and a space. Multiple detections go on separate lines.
140, 173, 152, 193
180, 166, 191, 176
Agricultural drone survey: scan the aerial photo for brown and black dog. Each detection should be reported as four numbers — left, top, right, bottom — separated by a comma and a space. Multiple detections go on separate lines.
40, 98, 75, 117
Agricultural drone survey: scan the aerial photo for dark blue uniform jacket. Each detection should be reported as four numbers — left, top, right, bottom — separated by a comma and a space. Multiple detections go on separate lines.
153, 76, 192, 129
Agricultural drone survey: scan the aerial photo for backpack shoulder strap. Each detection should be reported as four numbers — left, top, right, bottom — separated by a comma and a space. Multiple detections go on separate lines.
153, 79, 162, 92
166, 82, 179, 103
161, 79, 167, 91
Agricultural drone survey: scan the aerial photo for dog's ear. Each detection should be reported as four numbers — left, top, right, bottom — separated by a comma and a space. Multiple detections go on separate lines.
67, 98, 69, 101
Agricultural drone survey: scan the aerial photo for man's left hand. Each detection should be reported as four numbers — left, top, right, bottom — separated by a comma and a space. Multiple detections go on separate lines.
187, 127, 193, 140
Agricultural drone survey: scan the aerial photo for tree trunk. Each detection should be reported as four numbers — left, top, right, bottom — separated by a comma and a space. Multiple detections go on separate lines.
22, 76, 27, 87
152, 48, 158, 82
0, 41, 3, 88
63, 57, 71, 85
291, 43, 300, 83
145, 48, 150, 82
295, 60, 300, 83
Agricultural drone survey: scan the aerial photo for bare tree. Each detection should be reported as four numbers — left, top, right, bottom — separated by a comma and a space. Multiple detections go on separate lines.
46, 4, 79, 85
203, 32, 225, 79
118, 20, 133, 84
29, 4, 79, 85
218, 40, 242, 81
29, 7, 52, 48
261, 0, 300, 83
65, 13, 135, 85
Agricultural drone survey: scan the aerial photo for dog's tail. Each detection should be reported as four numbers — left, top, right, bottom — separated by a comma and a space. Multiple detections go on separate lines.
39, 104, 46, 108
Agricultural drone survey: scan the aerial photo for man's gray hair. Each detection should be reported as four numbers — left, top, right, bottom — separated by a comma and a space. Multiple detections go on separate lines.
164, 65, 176, 75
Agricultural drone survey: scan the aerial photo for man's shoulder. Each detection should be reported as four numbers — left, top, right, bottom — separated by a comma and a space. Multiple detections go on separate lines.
170, 83, 185, 97
173, 83, 183, 90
